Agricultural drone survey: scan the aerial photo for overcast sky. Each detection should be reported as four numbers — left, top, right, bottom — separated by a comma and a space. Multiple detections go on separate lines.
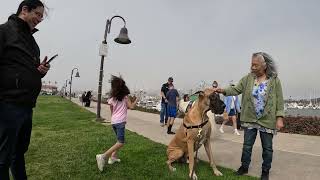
1, 0, 319, 99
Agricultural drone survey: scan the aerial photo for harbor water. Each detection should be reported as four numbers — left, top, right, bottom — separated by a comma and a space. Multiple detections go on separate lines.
286, 108, 320, 117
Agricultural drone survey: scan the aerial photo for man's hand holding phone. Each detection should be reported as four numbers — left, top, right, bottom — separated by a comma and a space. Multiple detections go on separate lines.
37, 54, 57, 75
46, 54, 58, 65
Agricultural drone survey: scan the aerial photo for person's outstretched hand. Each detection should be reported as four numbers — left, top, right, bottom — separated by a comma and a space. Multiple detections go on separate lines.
212, 87, 224, 94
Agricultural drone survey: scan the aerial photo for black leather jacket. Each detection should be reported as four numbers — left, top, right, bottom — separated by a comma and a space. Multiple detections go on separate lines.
0, 15, 44, 107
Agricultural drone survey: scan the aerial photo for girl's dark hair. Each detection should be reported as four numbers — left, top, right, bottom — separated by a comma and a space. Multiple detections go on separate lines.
109, 75, 130, 101
16, 0, 44, 15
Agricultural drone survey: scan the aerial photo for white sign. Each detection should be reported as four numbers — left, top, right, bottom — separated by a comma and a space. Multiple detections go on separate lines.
99, 43, 108, 56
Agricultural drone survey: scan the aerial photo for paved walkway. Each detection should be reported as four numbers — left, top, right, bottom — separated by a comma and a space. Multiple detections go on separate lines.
72, 98, 320, 180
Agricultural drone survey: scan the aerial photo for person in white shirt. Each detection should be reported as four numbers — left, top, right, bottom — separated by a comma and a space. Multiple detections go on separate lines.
219, 84, 241, 135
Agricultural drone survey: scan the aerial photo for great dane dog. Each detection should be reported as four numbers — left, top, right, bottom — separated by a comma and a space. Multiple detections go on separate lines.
166, 89, 225, 179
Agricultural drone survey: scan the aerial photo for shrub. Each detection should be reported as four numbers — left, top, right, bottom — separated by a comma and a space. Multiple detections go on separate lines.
215, 116, 320, 136
281, 116, 320, 136
133, 106, 160, 114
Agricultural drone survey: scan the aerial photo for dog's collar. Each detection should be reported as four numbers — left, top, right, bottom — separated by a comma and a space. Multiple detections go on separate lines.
183, 120, 208, 129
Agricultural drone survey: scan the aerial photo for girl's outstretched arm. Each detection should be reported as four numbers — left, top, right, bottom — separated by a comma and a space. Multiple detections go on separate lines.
127, 96, 138, 109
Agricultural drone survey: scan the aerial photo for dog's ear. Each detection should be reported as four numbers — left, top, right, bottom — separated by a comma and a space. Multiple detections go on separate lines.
193, 91, 203, 95
204, 88, 215, 96
192, 91, 205, 99
198, 91, 205, 99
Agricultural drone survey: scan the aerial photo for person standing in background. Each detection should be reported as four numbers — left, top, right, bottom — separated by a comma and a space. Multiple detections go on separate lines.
166, 84, 179, 134
160, 77, 173, 127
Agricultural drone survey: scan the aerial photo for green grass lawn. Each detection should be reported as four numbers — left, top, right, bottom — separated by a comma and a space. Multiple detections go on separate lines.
25, 96, 257, 180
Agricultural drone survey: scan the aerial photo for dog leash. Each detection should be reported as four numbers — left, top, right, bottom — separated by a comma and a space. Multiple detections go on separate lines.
190, 128, 203, 179
190, 110, 209, 179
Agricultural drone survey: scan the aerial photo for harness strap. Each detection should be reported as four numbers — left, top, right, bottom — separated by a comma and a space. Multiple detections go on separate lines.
183, 120, 208, 129
191, 130, 202, 179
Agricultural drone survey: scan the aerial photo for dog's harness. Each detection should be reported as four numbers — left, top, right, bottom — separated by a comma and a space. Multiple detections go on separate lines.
183, 120, 208, 130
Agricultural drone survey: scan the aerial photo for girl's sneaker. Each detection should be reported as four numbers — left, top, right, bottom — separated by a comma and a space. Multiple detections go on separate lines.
108, 157, 121, 164
219, 127, 224, 133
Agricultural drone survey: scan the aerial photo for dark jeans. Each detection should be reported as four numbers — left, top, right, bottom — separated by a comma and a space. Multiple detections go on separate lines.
236, 113, 241, 129
112, 122, 126, 144
0, 102, 33, 180
85, 100, 91, 107
160, 102, 168, 124
241, 128, 273, 171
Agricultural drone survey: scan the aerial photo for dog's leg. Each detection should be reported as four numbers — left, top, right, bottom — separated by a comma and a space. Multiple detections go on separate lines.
167, 149, 184, 172
187, 140, 198, 180
206, 111, 217, 138
184, 153, 189, 164
204, 140, 223, 176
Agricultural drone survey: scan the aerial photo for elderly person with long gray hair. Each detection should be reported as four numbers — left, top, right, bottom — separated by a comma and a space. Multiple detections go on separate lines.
213, 52, 284, 180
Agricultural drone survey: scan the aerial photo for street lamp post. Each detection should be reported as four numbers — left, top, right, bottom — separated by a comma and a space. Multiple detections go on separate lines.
65, 79, 70, 97
69, 68, 80, 100
96, 15, 131, 121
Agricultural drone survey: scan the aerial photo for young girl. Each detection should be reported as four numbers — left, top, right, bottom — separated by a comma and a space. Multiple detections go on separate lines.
96, 75, 137, 172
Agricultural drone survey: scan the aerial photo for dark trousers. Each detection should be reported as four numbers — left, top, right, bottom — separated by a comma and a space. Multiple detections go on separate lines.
236, 113, 241, 129
85, 100, 91, 107
241, 128, 273, 171
0, 102, 32, 180
160, 102, 168, 124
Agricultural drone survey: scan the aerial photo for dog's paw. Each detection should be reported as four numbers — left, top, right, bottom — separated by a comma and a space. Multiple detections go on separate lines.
168, 166, 176, 172
214, 169, 223, 176
189, 173, 198, 180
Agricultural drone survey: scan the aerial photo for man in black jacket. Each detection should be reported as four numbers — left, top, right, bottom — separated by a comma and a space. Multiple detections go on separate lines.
0, 1, 50, 179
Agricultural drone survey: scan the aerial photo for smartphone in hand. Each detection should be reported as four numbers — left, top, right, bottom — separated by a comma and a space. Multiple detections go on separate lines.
46, 54, 58, 65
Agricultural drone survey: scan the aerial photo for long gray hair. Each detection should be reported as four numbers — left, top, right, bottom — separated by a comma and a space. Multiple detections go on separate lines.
252, 52, 278, 78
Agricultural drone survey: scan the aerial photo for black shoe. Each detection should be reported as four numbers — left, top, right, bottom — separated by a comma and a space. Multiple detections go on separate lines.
235, 166, 248, 175
261, 170, 269, 180
167, 131, 175, 135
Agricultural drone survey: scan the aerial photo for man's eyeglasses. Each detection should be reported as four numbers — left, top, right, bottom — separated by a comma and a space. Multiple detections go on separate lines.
32, 10, 44, 20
